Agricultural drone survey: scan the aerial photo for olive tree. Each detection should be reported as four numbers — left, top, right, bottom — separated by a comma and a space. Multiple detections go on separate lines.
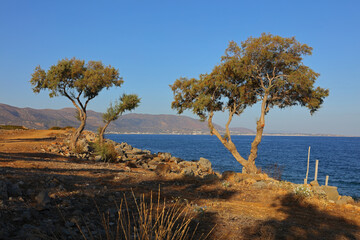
170, 33, 329, 174
30, 58, 123, 150
99, 94, 140, 144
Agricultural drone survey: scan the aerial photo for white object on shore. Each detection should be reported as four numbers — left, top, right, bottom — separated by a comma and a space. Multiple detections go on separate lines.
325, 175, 329, 186
314, 159, 319, 181
304, 146, 311, 184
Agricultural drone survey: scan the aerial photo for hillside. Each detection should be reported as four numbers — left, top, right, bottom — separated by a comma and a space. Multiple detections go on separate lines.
0, 103, 255, 134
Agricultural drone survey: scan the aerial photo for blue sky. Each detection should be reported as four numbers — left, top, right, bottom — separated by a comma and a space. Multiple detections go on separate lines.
0, 0, 359, 136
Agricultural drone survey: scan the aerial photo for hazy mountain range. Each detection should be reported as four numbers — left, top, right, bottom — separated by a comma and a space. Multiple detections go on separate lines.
0, 103, 255, 135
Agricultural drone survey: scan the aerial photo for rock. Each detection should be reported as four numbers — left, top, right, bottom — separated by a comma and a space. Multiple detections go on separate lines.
35, 190, 51, 206
222, 171, 240, 183
122, 143, 133, 151
336, 196, 354, 205
181, 166, 195, 177
78, 138, 90, 152
125, 161, 138, 168
169, 157, 181, 163
155, 163, 171, 176
243, 178, 257, 185
0, 181, 8, 200
148, 159, 160, 169
152, 157, 162, 163
321, 186, 340, 202
198, 157, 212, 172
141, 163, 150, 169
131, 148, 144, 154
159, 152, 172, 160
252, 181, 268, 189
203, 173, 219, 181
8, 182, 22, 197
310, 180, 319, 187
85, 134, 96, 142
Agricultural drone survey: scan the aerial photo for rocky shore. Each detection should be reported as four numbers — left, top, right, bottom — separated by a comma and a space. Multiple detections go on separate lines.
0, 129, 359, 239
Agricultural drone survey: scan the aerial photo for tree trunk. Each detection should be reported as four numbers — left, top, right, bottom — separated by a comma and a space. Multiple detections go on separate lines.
99, 121, 110, 145
207, 111, 256, 172
246, 93, 268, 174
70, 111, 87, 151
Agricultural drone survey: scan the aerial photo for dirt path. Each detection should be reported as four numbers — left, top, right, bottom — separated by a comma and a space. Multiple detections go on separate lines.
0, 129, 359, 239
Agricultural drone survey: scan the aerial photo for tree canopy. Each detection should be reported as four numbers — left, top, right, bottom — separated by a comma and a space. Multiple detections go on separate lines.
171, 33, 329, 174
30, 58, 123, 150
99, 94, 141, 144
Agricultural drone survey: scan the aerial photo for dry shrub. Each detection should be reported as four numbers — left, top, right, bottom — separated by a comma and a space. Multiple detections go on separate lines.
76, 189, 212, 240
94, 141, 118, 162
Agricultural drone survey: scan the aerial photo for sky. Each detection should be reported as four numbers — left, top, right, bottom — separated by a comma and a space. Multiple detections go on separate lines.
0, 0, 359, 136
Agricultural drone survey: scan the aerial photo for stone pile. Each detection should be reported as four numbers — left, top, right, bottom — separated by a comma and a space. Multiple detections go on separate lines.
41, 131, 216, 179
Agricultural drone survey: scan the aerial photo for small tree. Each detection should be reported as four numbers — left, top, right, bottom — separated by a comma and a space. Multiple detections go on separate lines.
30, 58, 123, 150
99, 94, 141, 144
170, 33, 329, 174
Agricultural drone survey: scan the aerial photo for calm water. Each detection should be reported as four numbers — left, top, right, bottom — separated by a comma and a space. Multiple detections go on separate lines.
107, 134, 360, 198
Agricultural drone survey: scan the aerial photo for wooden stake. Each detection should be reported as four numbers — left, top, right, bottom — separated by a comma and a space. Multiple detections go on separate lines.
325, 175, 329, 186
314, 159, 319, 181
305, 146, 311, 183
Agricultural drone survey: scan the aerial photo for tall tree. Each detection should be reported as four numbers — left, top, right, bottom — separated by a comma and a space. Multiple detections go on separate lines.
171, 33, 329, 174
30, 58, 123, 150
99, 94, 141, 144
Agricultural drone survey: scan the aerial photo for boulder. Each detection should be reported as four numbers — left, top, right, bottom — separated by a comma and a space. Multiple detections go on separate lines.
198, 157, 212, 172
243, 178, 257, 185
8, 183, 22, 197
169, 157, 181, 164
131, 148, 144, 155
125, 161, 138, 168
35, 190, 50, 206
155, 163, 171, 176
159, 152, 172, 160
336, 196, 354, 205
321, 186, 340, 202
181, 166, 195, 177
310, 180, 319, 187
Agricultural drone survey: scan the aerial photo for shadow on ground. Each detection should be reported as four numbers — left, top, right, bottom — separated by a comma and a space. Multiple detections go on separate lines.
243, 194, 360, 240
0, 151, 359, 239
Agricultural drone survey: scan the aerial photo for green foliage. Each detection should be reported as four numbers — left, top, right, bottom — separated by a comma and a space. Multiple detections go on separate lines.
99, 94, 140, 144
0, 125, 28, 130
170, 33, 329, 173
171, 33, 329, 119
102, 94, 141, 123
293, 185, 313, 198
94, 141, 118, 162
30, 58, 124, 150
30, 58, 123, 100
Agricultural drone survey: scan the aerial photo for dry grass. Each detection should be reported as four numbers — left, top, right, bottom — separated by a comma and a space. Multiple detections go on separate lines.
75, 189, 213, 240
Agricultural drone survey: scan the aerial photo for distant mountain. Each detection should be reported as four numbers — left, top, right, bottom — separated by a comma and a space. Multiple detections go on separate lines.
0, 103, 255, 135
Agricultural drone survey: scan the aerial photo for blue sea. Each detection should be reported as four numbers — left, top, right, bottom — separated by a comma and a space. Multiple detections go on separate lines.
107, 134, 360, 199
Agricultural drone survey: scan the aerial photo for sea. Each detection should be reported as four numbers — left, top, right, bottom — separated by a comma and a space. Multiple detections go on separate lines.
106, 134, 360, 199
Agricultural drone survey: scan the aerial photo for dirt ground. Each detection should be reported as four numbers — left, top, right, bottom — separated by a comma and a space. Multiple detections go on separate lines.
0, 129, 359, 239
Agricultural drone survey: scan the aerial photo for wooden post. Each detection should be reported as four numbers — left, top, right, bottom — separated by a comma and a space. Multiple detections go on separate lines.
325, 175, 329, 186
314, 159, 319, 181
304, 146, 311, 184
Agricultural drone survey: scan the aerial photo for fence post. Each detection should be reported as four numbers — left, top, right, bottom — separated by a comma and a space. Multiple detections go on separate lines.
325, 175, 329, 186
314, 159, 319, 182
304, 146, 311, 184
